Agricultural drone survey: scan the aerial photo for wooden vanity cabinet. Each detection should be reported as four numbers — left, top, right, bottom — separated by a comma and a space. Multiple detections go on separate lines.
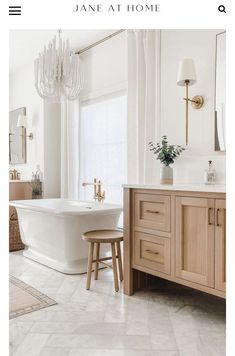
134, 193, 171, 232
175, 196, 226, 292
215, 199, 226, 292
134, 231, 171, 275
124, 188, 226, 298
175, 196, 215, 287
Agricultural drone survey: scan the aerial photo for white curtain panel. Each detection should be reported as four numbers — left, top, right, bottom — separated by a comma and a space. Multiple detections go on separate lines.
61, 100, 80, 199
127, 30, 161, 184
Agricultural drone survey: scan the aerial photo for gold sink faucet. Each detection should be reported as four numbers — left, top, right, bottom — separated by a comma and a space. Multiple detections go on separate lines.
82, 178, 105, 202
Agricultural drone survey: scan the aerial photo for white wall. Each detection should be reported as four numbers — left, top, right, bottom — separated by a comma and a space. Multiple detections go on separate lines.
43, 103, 61, 198
158, 29, 226, 184
9, 65, 61, 198
80, 31, 127, 101
9, 64, 44, 179
9, 31, 127, 199
89, 29, 226, 186
9, 29, 225, 196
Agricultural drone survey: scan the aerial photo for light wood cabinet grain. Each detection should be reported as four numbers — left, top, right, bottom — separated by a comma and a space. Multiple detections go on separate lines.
134, 193, 171, 232
175, 196, 215, 287
133, 231, 170, 275
215, 199, 226, 292
9, 182, 32, 201
124, 188, 226, 298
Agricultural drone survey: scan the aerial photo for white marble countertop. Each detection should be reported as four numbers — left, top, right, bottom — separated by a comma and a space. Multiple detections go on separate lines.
122, 184, 226, 193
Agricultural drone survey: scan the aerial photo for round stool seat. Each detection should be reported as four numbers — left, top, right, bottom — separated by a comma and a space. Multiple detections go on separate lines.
82, 229, 123, 243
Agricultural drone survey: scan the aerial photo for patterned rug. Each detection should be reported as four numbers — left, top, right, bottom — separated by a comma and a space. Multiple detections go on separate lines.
9, 275, 57, 319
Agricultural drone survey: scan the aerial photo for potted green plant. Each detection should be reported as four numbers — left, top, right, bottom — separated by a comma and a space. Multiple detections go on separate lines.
30, 169, 43, 199
32, 182, 43, 199
149, 135, 185, 184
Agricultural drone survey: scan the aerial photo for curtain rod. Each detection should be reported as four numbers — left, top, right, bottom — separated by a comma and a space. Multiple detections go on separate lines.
76, 29, 125, 55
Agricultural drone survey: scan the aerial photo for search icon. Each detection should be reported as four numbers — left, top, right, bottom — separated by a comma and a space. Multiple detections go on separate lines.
218, 5, 226, 13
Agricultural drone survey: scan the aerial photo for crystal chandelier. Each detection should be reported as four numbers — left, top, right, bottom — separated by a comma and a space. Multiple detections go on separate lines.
34, 30, 84, 102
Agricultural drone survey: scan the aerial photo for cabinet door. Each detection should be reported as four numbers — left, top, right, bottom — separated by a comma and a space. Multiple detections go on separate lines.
9, 182, 32, 200
215, 199, 226, 292
175, 197, 215, 287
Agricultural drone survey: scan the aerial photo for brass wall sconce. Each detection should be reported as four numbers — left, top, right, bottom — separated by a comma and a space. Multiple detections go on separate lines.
177, 59, 204, 145
27, 132, 34, 140
17, 115, 34, 139
9, 124, 14, 162
17, 115, 26, 158
17, 115, 34, 158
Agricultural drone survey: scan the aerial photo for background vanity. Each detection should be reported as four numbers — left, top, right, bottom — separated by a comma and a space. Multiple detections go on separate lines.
123, 185, 226, 298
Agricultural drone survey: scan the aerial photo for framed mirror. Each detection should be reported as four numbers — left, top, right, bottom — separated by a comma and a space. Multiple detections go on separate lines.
9, 107, 27, 164
215, 31, 226, 151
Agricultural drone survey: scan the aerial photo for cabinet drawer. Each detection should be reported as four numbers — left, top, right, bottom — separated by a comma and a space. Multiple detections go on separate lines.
133, 231, 171, 274
134, 193, 171, 232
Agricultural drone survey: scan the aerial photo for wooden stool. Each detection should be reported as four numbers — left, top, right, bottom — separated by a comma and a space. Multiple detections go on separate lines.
82, 230, 123, 292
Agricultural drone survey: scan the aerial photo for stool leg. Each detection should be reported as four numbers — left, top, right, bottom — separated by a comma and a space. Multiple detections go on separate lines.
94, 242, 100, 280
111, 242, 119, 292
116, 241, 123, 282
86, 242, 94, 290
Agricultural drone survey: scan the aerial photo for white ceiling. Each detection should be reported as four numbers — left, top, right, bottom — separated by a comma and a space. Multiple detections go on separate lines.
9, 29, 115, 73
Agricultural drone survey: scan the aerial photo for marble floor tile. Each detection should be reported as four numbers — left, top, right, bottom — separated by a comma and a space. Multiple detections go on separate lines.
30, 322, 79, 334
9, 321, 34, 354
39, 348, 71, 356
10, 252, 225, 356
69, 350, 179, 356
104, 304, 126, 323
72, 322, 126, 335
168, 295, 226, 356
125, 320, 149, 336
46, 333, 151, 349
54, 276, 81, 296
13, 333, 50, 356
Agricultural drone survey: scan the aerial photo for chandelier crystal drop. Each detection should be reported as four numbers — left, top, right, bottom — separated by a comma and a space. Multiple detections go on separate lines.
34, 30, 84, 102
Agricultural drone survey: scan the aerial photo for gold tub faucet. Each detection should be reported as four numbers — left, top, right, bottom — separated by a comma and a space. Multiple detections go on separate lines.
82, 178, 105, 202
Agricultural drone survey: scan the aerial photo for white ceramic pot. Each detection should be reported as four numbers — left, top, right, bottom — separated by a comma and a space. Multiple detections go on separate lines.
160, 165, 173, 184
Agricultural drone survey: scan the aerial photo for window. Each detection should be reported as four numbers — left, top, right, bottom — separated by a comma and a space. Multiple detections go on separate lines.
79, 93, 127, 209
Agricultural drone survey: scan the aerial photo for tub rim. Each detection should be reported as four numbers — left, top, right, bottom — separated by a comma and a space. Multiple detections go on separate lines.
9, 198, 123, 216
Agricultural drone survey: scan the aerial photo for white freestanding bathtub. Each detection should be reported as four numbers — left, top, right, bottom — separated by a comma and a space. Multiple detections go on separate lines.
10, 199, 122, 274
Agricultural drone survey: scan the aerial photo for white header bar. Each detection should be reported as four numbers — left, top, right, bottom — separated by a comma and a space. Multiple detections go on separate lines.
4, 0, 231, 29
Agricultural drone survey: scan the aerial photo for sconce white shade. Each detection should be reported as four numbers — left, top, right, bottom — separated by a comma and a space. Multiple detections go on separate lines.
177, 59, 197, 86
17, 114, 27, 128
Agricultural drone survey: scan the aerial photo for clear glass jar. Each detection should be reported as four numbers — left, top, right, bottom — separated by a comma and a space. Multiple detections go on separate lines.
204, 160, 216, 185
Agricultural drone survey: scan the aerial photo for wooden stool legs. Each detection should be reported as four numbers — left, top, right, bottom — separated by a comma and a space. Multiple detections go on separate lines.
85, 240, 123, 292
116, 241, 123, 282
86, 242, 94, 290
111, 242, 119, 292
95, 243, 100, 280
